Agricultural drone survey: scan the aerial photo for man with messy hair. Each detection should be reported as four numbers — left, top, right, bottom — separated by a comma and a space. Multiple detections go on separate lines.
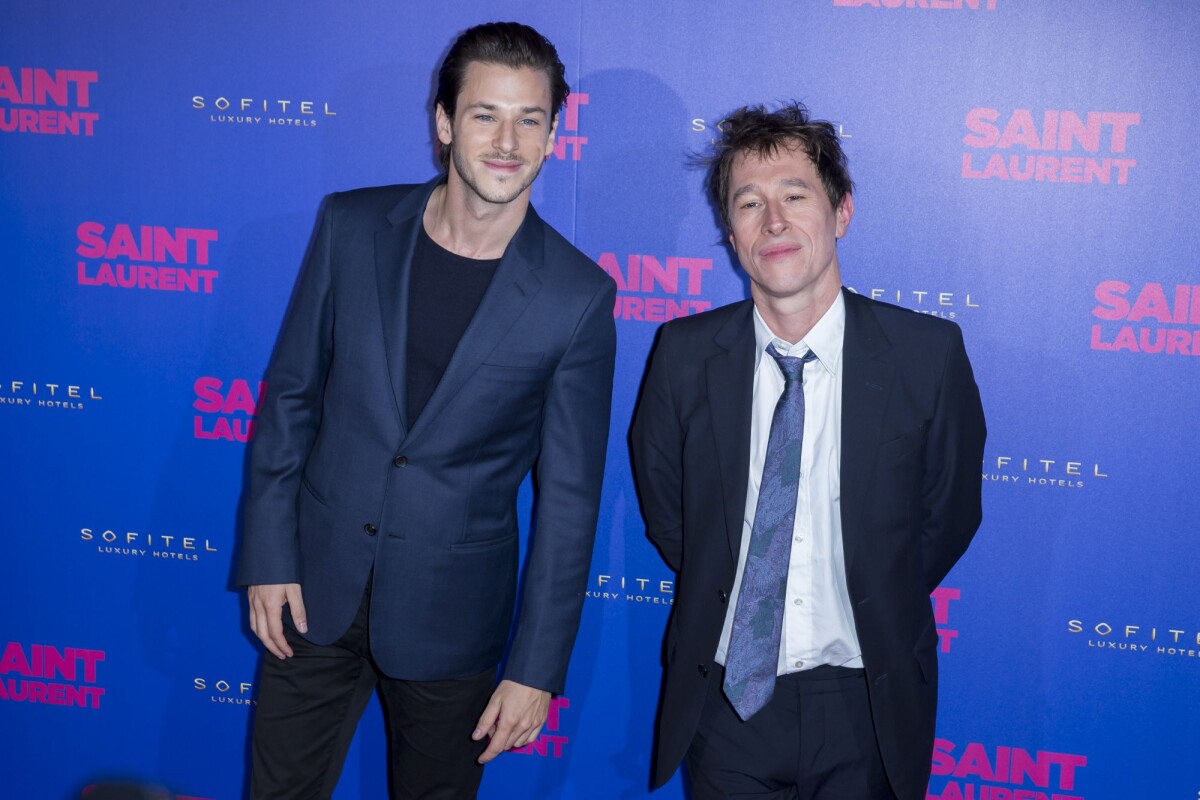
633, 102, 985, 799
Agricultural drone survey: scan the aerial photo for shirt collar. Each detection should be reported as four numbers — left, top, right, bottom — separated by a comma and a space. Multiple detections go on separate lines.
752, 290, 845, 378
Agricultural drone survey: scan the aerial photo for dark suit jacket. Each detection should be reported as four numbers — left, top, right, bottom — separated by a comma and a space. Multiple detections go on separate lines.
237, 178, 616, 694
631, 289, 985, 798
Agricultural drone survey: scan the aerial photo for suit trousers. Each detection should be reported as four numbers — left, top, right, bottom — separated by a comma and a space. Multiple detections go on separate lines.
249, 584, 495, 800
686, 664, 896, 800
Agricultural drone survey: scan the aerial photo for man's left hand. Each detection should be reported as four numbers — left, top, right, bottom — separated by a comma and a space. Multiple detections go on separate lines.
472, 679, 551, 764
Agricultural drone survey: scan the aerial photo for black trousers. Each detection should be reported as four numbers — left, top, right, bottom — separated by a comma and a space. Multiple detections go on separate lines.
687, 665, 896, 800
249, 588, 495, 800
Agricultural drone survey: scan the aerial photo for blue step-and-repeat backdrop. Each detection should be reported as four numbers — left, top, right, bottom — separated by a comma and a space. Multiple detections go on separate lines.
3, 2, 1198, 798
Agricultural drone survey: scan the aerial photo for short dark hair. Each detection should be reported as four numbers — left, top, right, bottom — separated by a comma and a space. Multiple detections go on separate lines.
435, 21, 569, 167
705, 101, 854, 231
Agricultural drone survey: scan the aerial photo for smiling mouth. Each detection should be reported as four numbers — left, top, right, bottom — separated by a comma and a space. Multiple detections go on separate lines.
759, 244, 801, 259
483, 158, 524, 172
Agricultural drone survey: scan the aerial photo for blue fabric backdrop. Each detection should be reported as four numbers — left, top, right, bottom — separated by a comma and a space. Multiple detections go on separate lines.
3, 2, 1198, 798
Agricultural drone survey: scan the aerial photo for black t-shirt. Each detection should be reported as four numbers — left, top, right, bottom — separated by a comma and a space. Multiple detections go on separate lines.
405, 225, 500, 424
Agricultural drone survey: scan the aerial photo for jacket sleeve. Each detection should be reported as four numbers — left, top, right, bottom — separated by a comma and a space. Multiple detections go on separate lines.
921, 325, 987, 592
630, 325, 685, 573
236, 194, 336, 587
501, 277, 617, 694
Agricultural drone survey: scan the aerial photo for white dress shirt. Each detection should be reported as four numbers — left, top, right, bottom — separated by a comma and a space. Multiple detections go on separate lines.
715, 292, 864, 674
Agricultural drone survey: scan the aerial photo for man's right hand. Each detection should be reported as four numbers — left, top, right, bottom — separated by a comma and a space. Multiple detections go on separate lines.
248, 583, 307, 659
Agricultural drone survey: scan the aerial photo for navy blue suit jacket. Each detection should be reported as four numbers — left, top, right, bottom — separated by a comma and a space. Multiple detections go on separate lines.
238, 178, 616, 693
631, 289, 985, 798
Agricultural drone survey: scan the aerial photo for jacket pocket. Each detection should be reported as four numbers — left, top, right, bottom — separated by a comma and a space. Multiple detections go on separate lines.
449, 533, 518, 553
300, 475, 330, 507
878, 422, 927, 463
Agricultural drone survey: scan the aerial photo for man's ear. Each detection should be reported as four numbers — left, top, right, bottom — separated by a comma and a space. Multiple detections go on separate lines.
543, 112, 560, 159
435, 102, 453, 147
835, 193, 854, 239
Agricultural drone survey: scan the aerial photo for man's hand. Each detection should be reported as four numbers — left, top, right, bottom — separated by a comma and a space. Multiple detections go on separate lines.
247, 583, 307, 660
472, 679, 551, 764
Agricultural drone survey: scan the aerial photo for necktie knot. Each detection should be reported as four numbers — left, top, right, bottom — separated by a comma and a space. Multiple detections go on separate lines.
766, 343, 817, 383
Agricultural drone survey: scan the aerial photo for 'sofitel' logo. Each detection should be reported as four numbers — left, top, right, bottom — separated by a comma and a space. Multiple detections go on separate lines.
1067, 618, 1200, 659
191, 93, 336, 129
81, 526, 218, 563
0, 642, 105, 709
846, 286, 980, 321
1091, 280, 1200, 356
0, 380, 103, 411
193, 676, 256, 706
982, 454, 1109, 491
962, 108, 1139, 185
587, 573, 675, 605
193, 377, 263, 442
0, 67, 98, 136
928, 739, 1087, 800
76, 222, 220, 293
597, 252, 713, 323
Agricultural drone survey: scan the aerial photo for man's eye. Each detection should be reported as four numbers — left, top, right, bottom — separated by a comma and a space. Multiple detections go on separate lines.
520, 118, 540, 127
476, 114, 494, 123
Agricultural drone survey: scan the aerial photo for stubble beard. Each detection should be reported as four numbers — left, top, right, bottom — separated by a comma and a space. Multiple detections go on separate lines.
451, 145, 544, 206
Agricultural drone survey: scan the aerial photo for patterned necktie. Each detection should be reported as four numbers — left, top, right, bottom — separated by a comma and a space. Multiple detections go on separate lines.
723, 343, 817, 721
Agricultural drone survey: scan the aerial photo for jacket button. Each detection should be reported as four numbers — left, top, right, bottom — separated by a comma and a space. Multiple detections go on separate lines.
718, 589, 728, 604
363, 523, 378, 536
697, 664, 708, 678
392, 455, 407, 468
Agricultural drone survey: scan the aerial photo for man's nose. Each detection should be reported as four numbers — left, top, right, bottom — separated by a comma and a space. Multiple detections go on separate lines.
762, 202, 788, 234
494, 121, 518, 153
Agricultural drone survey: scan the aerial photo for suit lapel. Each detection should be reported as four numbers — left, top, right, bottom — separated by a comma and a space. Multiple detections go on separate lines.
376, 180, 440, 437
404, 205, 545, 442
707, 302, 755, 562
840, 289, 895, 576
